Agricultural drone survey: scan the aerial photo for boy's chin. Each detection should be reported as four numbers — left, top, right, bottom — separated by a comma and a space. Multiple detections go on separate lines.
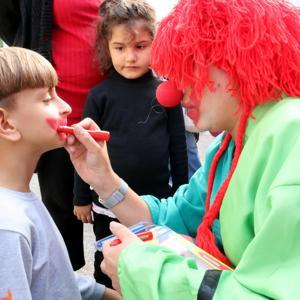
58, 132, 68, 142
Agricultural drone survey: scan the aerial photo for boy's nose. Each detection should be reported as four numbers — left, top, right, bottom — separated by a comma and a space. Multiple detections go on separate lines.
58, 97, 72, 116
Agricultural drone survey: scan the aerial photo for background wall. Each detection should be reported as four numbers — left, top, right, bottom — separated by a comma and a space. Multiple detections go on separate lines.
148, 0, 177, 20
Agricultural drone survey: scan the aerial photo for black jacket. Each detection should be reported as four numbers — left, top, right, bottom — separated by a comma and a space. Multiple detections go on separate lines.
0, 0, 52, 61
74, 69, 188, 205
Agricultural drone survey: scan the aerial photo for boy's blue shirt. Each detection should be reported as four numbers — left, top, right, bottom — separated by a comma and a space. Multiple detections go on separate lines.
0, 188, 104, 299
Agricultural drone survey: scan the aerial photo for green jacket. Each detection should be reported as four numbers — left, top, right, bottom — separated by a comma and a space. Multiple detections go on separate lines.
119, 98, 300, 299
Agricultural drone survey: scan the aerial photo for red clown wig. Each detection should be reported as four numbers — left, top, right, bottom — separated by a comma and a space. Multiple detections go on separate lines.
152, 0, 300, 266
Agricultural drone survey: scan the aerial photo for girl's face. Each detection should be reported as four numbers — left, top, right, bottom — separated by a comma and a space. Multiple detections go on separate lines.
108, 20, 153, 79
182, 67, 240, 138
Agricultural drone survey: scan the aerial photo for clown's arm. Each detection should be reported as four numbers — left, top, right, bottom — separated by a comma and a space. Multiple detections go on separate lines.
117, 181, 300, 300
66, 119, 228, 229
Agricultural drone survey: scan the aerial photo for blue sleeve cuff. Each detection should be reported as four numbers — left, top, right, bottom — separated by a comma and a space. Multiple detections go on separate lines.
141, 195, 161, 224
75, 272, 106, 299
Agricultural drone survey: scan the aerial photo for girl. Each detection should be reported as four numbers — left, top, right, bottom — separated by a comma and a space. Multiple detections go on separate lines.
73, 0, 188, 287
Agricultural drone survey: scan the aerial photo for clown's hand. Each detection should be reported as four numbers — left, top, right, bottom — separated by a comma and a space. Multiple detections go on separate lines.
101, 222, 142, 293
64, 118, 119, 194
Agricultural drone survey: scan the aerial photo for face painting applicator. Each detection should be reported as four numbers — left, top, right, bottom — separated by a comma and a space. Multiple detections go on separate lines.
57, 126, 110, 141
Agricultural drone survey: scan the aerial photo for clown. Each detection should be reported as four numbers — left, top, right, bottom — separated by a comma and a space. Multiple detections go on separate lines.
66, 0, 300, 299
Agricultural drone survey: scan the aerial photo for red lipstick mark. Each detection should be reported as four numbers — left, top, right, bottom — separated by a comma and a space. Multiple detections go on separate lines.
46, 118, 68, 130
57, 126, 110, 141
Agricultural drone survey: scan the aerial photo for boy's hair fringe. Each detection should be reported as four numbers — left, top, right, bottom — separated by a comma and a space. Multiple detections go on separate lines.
151, 0, 300, 265
95, 0, 156, 74
0, 47, 57, 103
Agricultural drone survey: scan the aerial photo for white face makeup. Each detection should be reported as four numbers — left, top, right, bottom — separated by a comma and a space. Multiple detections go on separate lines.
182, 67, 240, 138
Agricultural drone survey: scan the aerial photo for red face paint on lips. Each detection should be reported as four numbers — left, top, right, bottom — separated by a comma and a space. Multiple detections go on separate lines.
46, 118, 68, 141
46, 118, 68, 130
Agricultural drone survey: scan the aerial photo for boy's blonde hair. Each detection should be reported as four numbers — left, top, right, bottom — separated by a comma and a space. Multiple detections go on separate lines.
0, 47, 58, 104
95, 0, 156, 74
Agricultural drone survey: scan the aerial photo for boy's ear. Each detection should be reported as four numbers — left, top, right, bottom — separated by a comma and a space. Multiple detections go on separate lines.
0, 108, 21, 141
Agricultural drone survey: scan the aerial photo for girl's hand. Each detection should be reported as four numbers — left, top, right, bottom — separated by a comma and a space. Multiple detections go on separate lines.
101, 222, 141, 293
73, 204, 93, 224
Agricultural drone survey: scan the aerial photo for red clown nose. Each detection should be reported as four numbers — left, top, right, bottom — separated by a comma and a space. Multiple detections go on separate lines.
156, 81, 183, 107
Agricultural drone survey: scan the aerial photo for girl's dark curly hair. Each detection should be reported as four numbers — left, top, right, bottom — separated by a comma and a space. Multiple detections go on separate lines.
95, 0, 156, 74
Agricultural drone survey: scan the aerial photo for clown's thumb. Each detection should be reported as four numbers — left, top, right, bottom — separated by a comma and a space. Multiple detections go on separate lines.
109, 221, 137, 242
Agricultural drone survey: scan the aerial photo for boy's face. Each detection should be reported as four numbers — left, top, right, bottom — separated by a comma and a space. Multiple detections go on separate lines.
8, 87, 71, 152
108, 20, 152, 79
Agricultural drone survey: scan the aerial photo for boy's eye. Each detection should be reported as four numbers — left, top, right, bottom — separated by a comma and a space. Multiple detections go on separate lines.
115, 47, 123, 51
137, 45, 146, 49
42, 97, 52, 103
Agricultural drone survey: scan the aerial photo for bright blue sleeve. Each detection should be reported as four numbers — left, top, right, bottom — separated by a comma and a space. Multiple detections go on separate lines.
142, 134, 234, 239
74, 273, 105, 300
0, 230, 32, 299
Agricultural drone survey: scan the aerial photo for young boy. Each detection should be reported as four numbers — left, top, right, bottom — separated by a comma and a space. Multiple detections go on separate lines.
0, 47, 120, 300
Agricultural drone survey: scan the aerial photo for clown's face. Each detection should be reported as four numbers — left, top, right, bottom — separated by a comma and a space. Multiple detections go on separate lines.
182, 67, 240, 138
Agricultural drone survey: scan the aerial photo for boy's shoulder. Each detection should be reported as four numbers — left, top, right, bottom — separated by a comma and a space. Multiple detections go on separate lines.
0, 189, 37, 240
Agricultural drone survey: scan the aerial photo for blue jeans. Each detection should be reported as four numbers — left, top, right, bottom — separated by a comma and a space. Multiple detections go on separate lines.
185, 132, 201, 178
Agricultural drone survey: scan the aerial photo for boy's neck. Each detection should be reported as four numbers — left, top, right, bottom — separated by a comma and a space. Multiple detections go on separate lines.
0, 145, 39, 192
